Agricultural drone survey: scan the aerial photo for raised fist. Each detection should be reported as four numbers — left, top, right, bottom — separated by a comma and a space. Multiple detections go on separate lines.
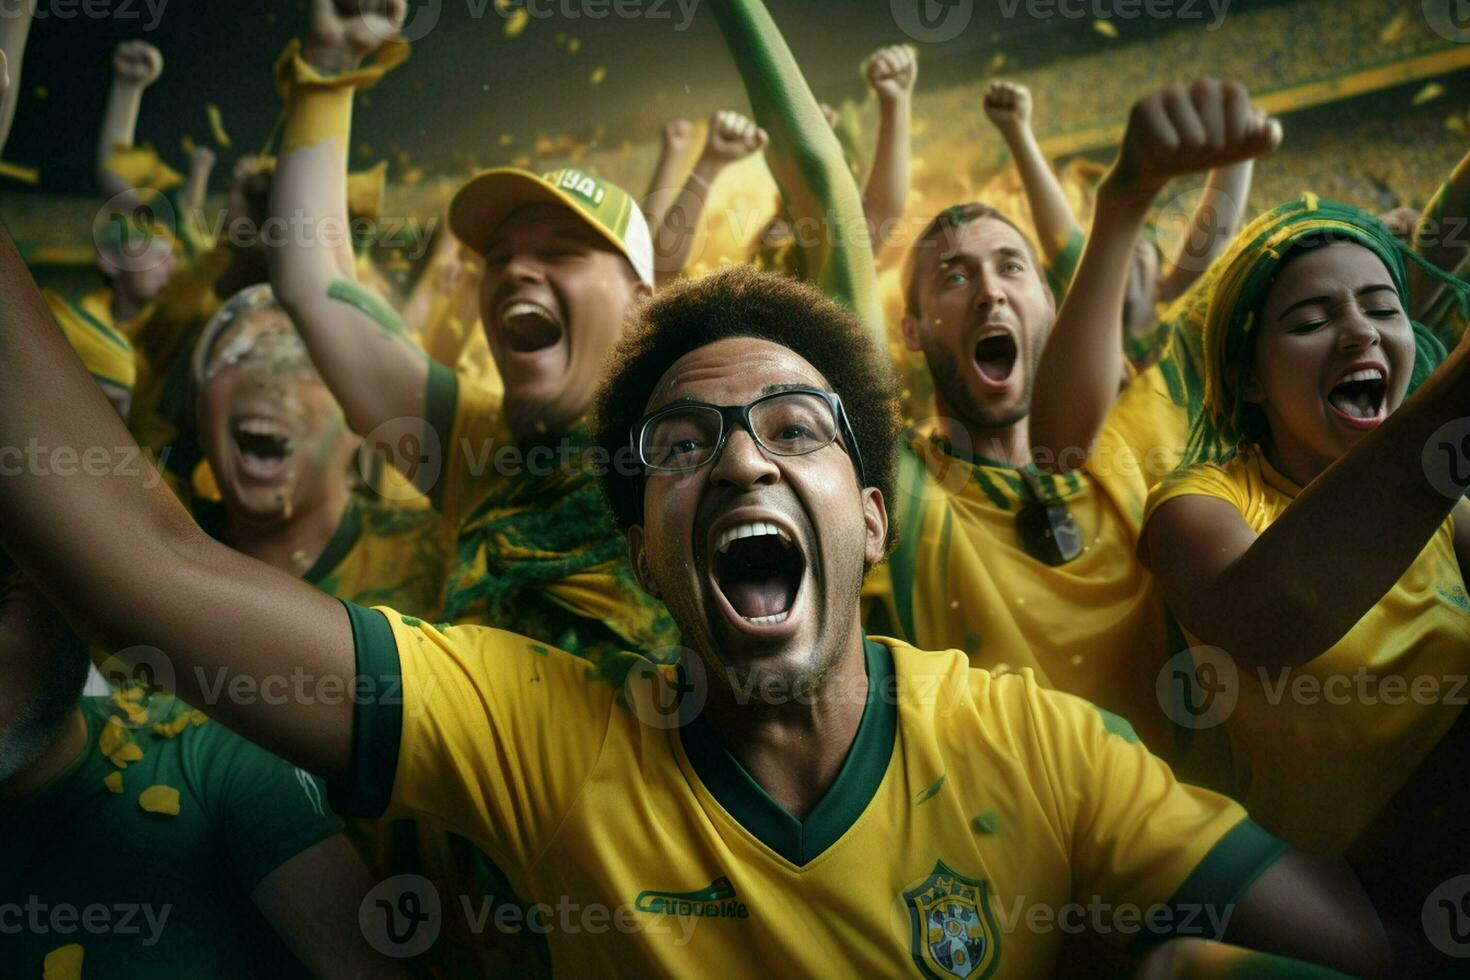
701, 110, 768, 167
662, 118, 695, 151
865, 44, 917, 103
983, 80, 1032, 133
113, 41, 164, 87
308, 0, 408, 68
1111, 79, 1281, 194
191, 146, 217, 173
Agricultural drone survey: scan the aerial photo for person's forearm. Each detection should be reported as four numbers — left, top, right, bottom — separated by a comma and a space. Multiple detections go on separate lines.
96, 80, 145, 197
0, 219, 355, 776
181, 154, 215, 238
654, 157, 719, 285
862, 95, 910, 252
708, 0, 883, 341
0, 0, 35, 158
1029, 183, 1153, 470
1157, 160, 1252, 302
1167, 349, 1470, 669
1411, 149, 1470, 316
644, 133, 691, 229
1000, 122, 1082, 264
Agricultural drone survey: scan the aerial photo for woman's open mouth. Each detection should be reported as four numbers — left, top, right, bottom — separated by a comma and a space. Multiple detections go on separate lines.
710, 520, 806, 634
1326, 367, 1387, 429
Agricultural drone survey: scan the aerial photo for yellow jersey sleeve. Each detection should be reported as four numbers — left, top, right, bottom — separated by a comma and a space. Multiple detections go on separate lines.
1015, 676, 1287, 948
424, 360, 512, 527
331, 601, 618, 873
1142, 459, 1253, 531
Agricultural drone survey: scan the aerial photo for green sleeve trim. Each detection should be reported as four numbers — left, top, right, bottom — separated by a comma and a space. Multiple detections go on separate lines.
302, 499, 364, 586
326, 278, 408, 337
1129, 818, 1291, 954
423, 360, 460, 508
326, 601, 404, 818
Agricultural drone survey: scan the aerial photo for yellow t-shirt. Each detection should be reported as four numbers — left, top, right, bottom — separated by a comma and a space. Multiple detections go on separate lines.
330, 603, 1288, 977
1142, 448, 1470, 853
865, 374, 1187, 754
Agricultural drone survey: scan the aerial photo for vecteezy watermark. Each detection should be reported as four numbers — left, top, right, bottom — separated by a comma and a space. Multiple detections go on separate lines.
0, 0, 168, 31
375, 0, 700, 43
0, 898, 172, 947
1422, 417, 1470, 499
891, 0, 974, 43
1423, 0, 1470, 44
1156, 646, 1238, 729
996, 0, 1230, 30
0, 440, 171, 488
361, 875, 443, 958
1423, 874, 1470, 958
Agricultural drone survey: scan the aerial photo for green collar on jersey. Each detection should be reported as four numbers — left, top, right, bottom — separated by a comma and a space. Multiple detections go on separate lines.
679, 637, 897, 867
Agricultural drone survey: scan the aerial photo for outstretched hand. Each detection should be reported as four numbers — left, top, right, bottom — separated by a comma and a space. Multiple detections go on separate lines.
112, 41, 163, 87
306, 0, 407, 71
1108, 79, 1281, 196
701, 109, 769, 167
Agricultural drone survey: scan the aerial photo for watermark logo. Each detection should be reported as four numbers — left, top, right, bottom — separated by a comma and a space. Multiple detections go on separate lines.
1423, 874, 1470, 957
1156, 646, 1237, 729
1424, 0, 1470, 43
358, 416, 443, 502
93, 191, 177, 274
1423, 418, 1470, 499
891, 0, 973, 43
623, 646, 706, 729
360, 874, 443, 958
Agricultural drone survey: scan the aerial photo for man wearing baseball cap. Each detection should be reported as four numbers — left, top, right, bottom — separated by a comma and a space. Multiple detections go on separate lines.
265, 1, 675, 664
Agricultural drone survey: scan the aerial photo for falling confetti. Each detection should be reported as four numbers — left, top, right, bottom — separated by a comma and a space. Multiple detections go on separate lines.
986, 52, 1006, 73
568, 37, 581, 54
0, 160, 38, 183
42, 945, 83, 980
108, 742, 143, 768
1093, 19, 1118, 38
139, 784, 181, 816
1379, 10, 1409, 45
1413, 82, 1446, 106
499, 133, 515, 146
206, 104, 232, 147
104, 771, 124, 794
1447, 115, 1467, 136
505, 8, 529, 36
590, 66, 607, 85
181, 135, 196, 156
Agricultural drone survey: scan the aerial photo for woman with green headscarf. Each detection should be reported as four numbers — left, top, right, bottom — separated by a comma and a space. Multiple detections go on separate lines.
1138, 195, 1470, 869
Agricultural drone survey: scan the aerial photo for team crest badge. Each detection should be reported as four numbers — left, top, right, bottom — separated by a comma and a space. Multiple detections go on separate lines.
902, 862, 1001, 979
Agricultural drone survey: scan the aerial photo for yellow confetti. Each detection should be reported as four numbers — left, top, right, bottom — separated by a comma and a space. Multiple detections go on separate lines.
108, 742, 143, 768
0, 160, 38, 184
189, 710, 206, 726
568, 37, 581, 54
152, 713, 191, 739
205, 104, 232, 148
986, 52, 1006, 73
122, 686, 145, 702
493, 0, 513, 9
43, 945, 83, 980
589, 66, 606, 85
1092, 19, 1118, 38
1448, 115, 1467, 136
512, 154, 531, 168
99, 715, 128, 756
104, 771, 124, 794
139, 784, 181, 816
499, 132, 515, 146
505, 8, 529, 36
1379, 10, 1409, 45
1413, 82, 1446, 106
403, 167, 425, 185
33, 85, 46, 100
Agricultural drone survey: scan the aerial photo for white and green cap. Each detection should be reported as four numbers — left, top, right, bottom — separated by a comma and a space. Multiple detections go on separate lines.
449, 167, 654, 288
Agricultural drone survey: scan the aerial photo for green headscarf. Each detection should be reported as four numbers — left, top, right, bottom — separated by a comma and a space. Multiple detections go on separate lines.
1181, 194, 1468, 465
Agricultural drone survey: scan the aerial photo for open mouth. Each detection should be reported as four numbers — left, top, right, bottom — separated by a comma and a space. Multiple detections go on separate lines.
712, 521, 804, 626
232, 417, 294, 480
499, 301, 564, 354
1326, 367, 1387, 426
973, 332, 1018, 385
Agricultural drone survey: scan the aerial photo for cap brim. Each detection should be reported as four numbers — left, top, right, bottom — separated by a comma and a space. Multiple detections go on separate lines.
449, 168, 633, 266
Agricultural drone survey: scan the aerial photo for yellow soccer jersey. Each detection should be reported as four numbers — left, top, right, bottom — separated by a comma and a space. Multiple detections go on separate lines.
1142, 449, 1470, 853
865, 398, 1182, 754
331, 603, 1288, 977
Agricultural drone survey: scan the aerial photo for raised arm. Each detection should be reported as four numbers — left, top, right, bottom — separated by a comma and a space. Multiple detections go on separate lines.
267, 0, 432, 465
708, 0, 884, 340
1410, 144, 1470, 319
180, 144, 216, 245
95, 41, 164, 201
0, 0, 35, 157
1155, 159, 1253, 303
983, 80, 1081, 266
652, 109, 767, 286
860, 44, 915, 253
1030, 80, 1279, 471
642, 117, 696, 230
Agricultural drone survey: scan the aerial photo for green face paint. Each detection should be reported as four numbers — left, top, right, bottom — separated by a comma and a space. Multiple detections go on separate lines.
327, 279, 408, 338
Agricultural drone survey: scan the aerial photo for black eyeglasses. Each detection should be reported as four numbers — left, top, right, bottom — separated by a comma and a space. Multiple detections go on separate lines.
632, 387, 867, 487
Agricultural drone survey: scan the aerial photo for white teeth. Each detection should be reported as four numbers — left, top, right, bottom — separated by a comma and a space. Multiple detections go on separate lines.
236, 418, 289, 439
502, 301, 553, 324
745, 611, 790, 625
715, 521, 792, 554
1339, 368, 1384, 384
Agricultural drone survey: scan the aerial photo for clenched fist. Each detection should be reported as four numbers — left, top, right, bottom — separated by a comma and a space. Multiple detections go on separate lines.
700, 110, 768, 168
307, 0, 407, 71
1110, 79, 1281, 195
662, 118, 695, 152
113, 41, 164, 87
865, 44, 917, 103
983, 80, 1031, 134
